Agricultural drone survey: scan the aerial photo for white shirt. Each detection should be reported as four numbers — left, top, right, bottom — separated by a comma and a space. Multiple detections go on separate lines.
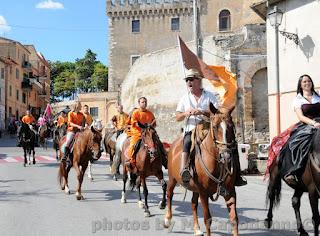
176, 89, 219, 132
292, 93, 320, 110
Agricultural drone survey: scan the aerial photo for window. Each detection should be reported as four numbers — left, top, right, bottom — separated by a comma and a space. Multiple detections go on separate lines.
9, 86, 12, 96
171, 17, 180, 31
132, 20, 140, 33
131, 55, 140, 66
22, 93, 26, 103
16, 90, 19, 101
9, 107, 12, 116
219, 9, 231, 31
16, 68, 19, 79
90, 107, 98, 118
0, 68, 4, 79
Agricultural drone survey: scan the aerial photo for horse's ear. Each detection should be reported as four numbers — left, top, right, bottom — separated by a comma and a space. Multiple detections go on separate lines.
91, 125, 96, 133
209, 102, 218, 115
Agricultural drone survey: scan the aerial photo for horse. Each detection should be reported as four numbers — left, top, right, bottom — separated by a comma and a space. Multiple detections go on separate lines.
58, 123, 103, 200
103, 128, 117, 172
120, 122, 167, 217
53, 123, 67, 160
111, 132, 128, 181
20, 123, 36, 167
38, 124, 50, 149
164, 103, 239, 236
265, 127, 320, 236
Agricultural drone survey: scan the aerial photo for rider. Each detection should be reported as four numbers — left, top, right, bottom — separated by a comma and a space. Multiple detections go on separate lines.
61, 101, 85, 166
83, 104, 93, 128
17, 110, 37, 147
125, 97, 156, 171
56, 110, 68, 127
176, 68, 247, 186
111, 104, 129, 138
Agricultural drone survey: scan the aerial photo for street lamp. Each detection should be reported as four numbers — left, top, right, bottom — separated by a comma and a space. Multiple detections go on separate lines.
268, 6, 283, 135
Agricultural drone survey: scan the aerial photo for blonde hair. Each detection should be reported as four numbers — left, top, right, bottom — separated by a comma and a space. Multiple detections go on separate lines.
72, 101, 82, 112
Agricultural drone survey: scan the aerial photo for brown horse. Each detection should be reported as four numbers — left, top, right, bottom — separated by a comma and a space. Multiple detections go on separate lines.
103, 128, 117, 172
39, 124, 50, 149
53, 123, 67, 160
164, 103, 239, 236
58, 125, 103, 200
265, 127, 320, 236
120, 122, 167, 217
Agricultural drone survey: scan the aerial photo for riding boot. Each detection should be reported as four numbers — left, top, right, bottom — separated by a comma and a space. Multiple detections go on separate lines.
234, 150, 247, 186
180, 152, 191, 184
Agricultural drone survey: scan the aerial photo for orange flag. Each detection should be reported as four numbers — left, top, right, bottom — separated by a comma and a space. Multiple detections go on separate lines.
178, 36, 237, 110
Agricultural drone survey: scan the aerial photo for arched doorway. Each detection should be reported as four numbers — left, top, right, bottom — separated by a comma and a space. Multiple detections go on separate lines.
252, 68, 268, 133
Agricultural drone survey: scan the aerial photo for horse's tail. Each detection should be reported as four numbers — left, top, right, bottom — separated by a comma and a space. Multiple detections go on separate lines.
266, 165, 282, 208
58, 163, 64, 187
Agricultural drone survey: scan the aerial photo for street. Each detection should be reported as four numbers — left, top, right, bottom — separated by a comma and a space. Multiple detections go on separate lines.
0, 136, 313, 236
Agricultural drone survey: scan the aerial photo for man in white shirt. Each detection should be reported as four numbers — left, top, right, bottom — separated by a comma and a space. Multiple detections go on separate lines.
176, 68, 247, 186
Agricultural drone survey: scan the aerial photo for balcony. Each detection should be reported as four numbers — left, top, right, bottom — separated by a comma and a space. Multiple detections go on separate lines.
30, 78, 43, 91
21, 79, 32, 90
22, 61, 32, 71
38, 90, 47, 98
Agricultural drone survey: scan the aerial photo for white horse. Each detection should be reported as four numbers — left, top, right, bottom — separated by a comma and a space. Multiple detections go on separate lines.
111, 132, 128, 181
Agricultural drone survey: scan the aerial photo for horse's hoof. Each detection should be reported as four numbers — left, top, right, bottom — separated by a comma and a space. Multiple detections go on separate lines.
194, 229, 204, 236
138, 200, 144, 209
144, 210, 151, 217
76, 195, 84, 200
33, 160, 36, 165
121, 197, 126, 203
23, 163, 26, 167
113, 175, 118, 181
164, 218, 171, 228
158, 200, 166, 209
61, 186, 65, 190
300, 230, 309, 236
264, 218, 272, 229
65, 187, 70, 195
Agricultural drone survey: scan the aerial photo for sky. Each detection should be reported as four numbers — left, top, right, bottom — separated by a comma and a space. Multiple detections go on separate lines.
0, 0, 109, 65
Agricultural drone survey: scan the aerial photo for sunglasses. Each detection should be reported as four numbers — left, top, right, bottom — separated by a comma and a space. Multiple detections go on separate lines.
185, 77, 196, 82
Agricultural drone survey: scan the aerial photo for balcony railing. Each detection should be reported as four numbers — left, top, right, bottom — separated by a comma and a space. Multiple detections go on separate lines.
22, 61, 32, 69
21, 78, 32, 90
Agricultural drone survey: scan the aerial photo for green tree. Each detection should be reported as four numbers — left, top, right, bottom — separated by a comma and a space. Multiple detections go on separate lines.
53, 70, 76, 98
91, 62, 108, 91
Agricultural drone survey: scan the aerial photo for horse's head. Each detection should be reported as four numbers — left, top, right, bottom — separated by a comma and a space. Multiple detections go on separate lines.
88, 120, 104, 160
138, 121, 157, 159
209, 103, 236, 161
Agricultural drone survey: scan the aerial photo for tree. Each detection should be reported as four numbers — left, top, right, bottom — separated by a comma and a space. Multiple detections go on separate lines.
91, 62, 108, 91
53, 70, 76, 98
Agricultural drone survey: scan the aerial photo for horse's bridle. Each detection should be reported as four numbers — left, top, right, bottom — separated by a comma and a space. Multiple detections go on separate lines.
141, 127, 157, 160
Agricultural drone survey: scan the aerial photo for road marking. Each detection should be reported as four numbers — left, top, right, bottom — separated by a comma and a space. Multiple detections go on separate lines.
5, 157, 19, 163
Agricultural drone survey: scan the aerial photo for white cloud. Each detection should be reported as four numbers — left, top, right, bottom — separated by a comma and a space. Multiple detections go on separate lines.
0, 16, 11, 33
36, 0, 64, 10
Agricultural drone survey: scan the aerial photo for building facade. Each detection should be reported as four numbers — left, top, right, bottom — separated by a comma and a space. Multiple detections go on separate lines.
251, 0, 320, 139
0, 59, 5, 130
0, 37, 51, 127
106, 0, 264, 91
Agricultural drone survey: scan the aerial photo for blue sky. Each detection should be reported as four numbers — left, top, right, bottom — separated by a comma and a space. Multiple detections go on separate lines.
0, 0, 109, 65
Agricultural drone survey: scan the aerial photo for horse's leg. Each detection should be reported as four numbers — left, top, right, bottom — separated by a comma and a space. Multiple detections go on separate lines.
64, 164, 71, 194
292, 190, 308, 236
137, 177, 144, 209
309, 190, 320, 236
87, 160, 93, 181
191, 192, 203, 236
141, 176, 150, 217
32, 147, 35, 164
199, 193, 212, 236
121, 166, 128, 203
155, 170, 167, 209
164, 177, 177, 228
224, 189, 239, 236
23, 147, 27, 167
74, 163, 85, 200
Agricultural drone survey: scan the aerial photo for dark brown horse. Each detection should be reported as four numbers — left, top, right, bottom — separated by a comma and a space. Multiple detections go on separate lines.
20, 123, 36, 167
53, 123, 67, 160
120, 122, 167, 217
103, 128, 117, 172
265, 127, 320, 236
38, 124, 50, 149
58, 124, 103, 200
164, 103, 239, 236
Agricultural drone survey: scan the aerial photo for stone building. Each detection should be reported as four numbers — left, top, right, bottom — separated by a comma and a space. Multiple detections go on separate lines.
106, 0, 264, 91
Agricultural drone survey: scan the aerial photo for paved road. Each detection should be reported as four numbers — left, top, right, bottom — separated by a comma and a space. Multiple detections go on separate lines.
0, 136, 313, 236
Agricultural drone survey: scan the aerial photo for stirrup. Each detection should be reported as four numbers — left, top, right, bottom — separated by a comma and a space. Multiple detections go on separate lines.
180, 168, 191, 184
235, 176, 247, 187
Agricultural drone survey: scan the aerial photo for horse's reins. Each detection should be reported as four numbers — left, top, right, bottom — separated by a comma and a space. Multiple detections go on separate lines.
195, 118, 235, 201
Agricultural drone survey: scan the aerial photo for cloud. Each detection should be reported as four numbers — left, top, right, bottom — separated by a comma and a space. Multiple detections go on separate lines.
0, 16, 11, 33
36, 0, 64, 10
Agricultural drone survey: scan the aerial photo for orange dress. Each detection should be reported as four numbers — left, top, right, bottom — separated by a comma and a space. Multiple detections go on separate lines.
67, 111, 85, 132
128, 109, 155, 165
57, 116, 68, 127
21, 115, 36, 124
83, 113, 93, 126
